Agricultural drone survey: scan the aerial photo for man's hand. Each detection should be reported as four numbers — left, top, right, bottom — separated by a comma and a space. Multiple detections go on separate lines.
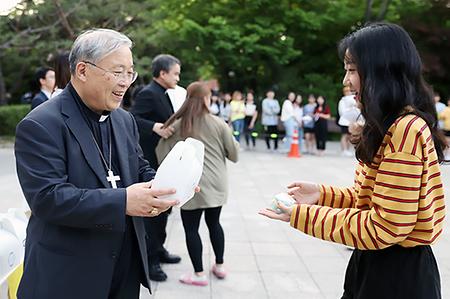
153, 123, 174, 139
287, 181, 320, 205
126, 181, 178, 217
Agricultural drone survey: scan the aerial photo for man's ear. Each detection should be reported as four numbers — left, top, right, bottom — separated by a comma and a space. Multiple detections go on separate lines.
75, 62, 88, 82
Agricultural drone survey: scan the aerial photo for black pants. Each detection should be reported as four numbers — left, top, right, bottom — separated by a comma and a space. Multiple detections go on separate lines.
264, 125, 278, 150
144, 208, 171, 265
244, 116, 256, 147
108, 218, 142, 299
342, 245, 441, 299
180, 207, 225, 273
314, 119, 328, 150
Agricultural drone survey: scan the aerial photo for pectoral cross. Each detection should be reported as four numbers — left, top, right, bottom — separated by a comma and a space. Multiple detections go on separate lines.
107, 170, 121, 189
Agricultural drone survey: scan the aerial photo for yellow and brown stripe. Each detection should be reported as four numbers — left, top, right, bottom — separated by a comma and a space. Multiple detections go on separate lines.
290, 114, 446, 249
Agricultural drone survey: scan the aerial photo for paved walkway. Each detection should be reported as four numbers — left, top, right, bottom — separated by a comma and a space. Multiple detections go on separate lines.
1, 141, 449, 298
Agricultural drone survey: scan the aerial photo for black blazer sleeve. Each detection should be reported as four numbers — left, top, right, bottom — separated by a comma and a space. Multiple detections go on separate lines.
130, 88, 157, 133
15, 117, 127, 232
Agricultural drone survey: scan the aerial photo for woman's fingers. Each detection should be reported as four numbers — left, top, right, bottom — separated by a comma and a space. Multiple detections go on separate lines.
287, 182, 301, 189
258, 208, 290, 222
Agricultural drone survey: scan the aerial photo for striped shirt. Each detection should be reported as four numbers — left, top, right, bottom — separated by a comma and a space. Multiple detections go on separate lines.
290, 114, 446, 249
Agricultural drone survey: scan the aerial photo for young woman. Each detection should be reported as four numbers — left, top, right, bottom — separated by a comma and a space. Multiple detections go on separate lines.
209, 93, 221, 116
51, 51, 71, 98
281, 91, 298, 153
302, 94, 317, 154
260, 23, 447, 298
229, 90, 246, 142
438, 97, 450, 160
156, 82, 239, 286
261, 90, 281, 151
313, 95, 331, 156
293, 94, 304, 153
243, 91, 258, 149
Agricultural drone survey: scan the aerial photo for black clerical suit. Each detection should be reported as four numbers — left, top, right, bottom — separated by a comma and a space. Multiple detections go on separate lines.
30, 90, 49, 110
130, 80, 175, 269
15, 83, 155, 299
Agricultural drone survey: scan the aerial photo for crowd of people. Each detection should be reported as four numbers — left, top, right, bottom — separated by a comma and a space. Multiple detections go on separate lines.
27, 51, 450, 160
205, 88, 358, 156
13, 21, 449, 299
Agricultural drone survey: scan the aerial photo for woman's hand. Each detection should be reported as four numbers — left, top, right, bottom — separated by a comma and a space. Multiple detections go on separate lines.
259, 201, 293, 222
287, 181, 320, 205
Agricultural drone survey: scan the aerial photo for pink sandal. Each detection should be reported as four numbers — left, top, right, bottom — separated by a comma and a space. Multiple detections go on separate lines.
179, 273, 208, 286
211, 264, 227, 279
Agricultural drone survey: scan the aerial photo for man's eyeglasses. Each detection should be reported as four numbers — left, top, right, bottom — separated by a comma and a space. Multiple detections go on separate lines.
83, 61, 138, 83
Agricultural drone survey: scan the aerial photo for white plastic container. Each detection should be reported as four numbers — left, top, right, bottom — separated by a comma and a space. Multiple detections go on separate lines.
152, 138, 204, 207
271, 193, 296, 214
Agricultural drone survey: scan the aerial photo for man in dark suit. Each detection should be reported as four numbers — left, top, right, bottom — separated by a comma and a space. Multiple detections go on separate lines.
130, 54, 182, 281
15, 29, 179, 299
30, 66, 55, 110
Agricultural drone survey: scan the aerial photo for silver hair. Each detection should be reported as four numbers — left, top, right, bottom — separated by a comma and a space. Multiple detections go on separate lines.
69, 28, 132, 74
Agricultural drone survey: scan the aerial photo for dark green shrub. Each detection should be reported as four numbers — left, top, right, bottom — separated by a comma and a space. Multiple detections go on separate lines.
0, 105, 30, 136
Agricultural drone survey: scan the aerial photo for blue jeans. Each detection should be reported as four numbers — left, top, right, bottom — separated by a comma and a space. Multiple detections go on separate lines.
283, 117, 297, 151
232, 119, 245, 142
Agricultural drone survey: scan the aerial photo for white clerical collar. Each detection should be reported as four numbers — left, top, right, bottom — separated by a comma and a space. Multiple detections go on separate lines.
99, 112, 110, 122
41, 89, 52, 100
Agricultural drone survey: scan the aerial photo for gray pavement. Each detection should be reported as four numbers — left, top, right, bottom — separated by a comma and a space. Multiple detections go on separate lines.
1, 141, 449, 298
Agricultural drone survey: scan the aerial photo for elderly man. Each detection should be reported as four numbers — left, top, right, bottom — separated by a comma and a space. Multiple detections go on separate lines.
15, 29, 178, 299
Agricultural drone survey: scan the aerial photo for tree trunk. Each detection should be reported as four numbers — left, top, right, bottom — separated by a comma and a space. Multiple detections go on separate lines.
54, 0, 75, 39
377, 0, 392, 21
365, 0, 374, 22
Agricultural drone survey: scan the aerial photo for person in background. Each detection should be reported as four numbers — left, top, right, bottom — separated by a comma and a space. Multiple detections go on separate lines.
434, 93, 446, 129
243, 91, 258, 149
293, 94, 304, 153
219, 92, 232, 124
438, 97, 450, 160
130, 54, 183, 282
260, 22, 447, 299
313, 95, 331, 156
261, 90, 280, 151
302, 94, 316, 154
156, 81, 239, 286
229, 90, 246, 142
281, 91, 298, 153
51, 51, 71, 98
209, 92, 220, 116
31, 66, 55, 110
338, 86, 359, 156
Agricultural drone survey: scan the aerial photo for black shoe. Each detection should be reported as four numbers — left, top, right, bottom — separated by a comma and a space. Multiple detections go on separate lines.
159, 252, 181, 264
149, 264, 167, 282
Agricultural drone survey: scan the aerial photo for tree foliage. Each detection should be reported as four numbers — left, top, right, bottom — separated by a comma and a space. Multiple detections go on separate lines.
0, 0, 448, 110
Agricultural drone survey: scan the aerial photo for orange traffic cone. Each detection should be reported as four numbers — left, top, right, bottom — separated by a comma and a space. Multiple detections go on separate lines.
288, 129, 301, 158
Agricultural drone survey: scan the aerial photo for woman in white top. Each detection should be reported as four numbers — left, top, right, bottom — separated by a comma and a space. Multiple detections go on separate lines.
219, 93, 232, 124
281, 92, 298, 153
243, 92, 258, 148
209, 93, 220, 116
293, 94, 304, 153
338, 86, 360, 156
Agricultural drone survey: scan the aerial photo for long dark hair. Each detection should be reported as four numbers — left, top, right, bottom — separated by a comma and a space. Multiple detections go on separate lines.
53, 52, 71, 89
163, 81, 211, 138
339, 22, 447, 163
